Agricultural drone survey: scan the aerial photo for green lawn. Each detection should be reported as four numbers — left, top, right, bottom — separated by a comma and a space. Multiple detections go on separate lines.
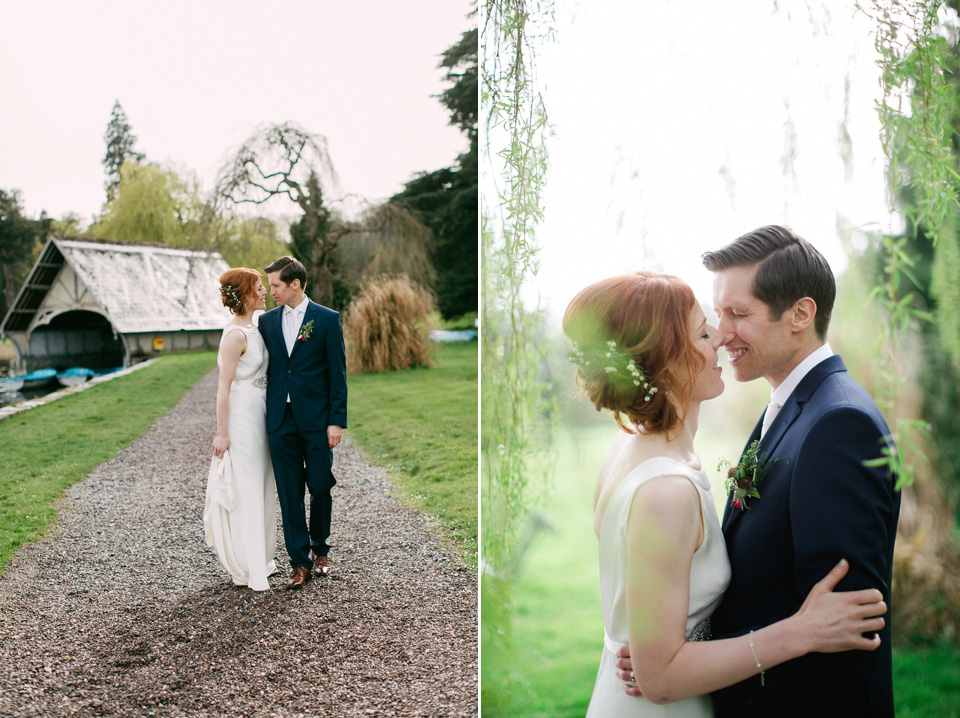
346, 340, 478, 567
481, 423, 960, 717
0, 352, 218, 572
0, 341, 478, 574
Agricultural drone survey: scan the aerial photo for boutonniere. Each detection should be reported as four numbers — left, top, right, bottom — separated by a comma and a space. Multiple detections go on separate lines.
297, 319, 315, 342
718, 440, 781, 510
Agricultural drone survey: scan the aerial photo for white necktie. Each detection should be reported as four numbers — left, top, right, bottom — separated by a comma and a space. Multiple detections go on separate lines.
760, 400, 781, 439
283, 309, 298, 355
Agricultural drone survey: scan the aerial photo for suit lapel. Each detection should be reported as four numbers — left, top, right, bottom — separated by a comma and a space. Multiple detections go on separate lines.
721, 354, 848, 535
721, 421, 762, 532
289, 301, 318, 358
260, 308, 283, 358
272, 308, 287, 358
723, 399, 802, 534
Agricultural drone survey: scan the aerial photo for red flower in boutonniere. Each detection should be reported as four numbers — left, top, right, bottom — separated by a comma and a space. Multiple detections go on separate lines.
297, 319, 315, 343
718, 440, 781, 510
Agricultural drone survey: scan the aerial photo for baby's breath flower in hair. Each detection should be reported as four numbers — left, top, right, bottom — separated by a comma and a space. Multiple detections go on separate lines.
567, 339, 658, 402
220, 283, 243, 307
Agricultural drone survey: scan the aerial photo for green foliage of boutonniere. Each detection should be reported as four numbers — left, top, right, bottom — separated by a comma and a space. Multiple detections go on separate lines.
718, 440, 782, 510
297, 319, 315, 343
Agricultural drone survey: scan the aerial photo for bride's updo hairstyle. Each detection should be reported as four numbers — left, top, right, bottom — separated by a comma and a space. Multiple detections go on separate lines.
562, 272, 703, 436
219, 267, 262, 315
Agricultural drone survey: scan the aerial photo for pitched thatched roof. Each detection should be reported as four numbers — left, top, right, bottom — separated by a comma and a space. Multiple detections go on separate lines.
2, 236, 232, 334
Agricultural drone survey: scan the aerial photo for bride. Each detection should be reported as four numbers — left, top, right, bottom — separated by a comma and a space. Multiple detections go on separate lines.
563, 272, 885, 717
204, 268, 278, 591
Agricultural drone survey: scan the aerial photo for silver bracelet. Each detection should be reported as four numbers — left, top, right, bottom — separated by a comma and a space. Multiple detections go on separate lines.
749, 630, 765, 687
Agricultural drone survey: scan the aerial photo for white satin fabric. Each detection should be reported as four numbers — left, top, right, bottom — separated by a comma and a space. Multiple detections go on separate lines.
203, 324, 277, 591
586, 457, 732, 717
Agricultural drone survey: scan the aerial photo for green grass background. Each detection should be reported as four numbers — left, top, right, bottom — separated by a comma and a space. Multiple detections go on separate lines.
346, 340, 478, 566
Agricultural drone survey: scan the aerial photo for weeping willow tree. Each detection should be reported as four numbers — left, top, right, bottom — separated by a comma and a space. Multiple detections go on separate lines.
481, 4, 557, 693
481, 0, 556, 581
855, 0, 960, 641
861, 0, 960, 360
334, 202, 436, 311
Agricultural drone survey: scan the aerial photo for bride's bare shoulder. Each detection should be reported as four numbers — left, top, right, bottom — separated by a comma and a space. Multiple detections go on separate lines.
593, 430, 662, 529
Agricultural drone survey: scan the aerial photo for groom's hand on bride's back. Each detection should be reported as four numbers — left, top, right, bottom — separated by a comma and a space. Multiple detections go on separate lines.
615, 647, 643, 697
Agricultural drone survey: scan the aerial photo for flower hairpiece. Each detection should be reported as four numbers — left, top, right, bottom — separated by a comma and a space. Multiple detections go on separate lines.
567, 339, 658, 402
219, 283, 244, 308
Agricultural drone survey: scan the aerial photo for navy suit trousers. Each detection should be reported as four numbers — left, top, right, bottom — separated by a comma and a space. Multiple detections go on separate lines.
268, 403, 335, 568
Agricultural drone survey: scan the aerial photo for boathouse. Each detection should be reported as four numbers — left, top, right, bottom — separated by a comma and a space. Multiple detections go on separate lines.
0, 236, 233, 372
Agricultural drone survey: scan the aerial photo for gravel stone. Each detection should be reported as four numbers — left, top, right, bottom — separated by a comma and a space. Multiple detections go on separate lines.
0, 370, 478, 717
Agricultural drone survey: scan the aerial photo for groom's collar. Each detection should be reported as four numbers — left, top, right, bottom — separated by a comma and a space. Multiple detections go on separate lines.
284, 296, 309, 315
769, 343, 833, 409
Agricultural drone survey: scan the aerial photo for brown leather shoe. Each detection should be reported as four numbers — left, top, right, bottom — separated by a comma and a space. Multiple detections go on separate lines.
287, 566, 311, 589
313, 554, 332, 575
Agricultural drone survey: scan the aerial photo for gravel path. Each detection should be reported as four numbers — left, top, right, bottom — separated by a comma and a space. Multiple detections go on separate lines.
0, 370, 477, 717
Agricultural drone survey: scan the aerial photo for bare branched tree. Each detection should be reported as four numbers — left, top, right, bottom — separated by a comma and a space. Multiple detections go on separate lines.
214, 122, 437, 310
214, 122, 345, 305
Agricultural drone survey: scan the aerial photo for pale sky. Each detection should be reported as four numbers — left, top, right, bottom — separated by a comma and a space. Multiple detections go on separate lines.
0, 1, 474, 226
506, 0, 896, 322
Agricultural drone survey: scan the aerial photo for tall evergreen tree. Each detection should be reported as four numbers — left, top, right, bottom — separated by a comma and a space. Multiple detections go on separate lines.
288, 172, 330, 280
102, 100, 145, 202
392, 26, 478, 320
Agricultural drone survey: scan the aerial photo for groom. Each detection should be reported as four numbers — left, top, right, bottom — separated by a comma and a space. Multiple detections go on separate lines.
619, 226, 900, 716
260, 256, 348, 589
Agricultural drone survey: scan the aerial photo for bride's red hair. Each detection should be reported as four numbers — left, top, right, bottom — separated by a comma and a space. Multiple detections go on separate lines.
562, 272, 703, 436
219, 267, 262, 315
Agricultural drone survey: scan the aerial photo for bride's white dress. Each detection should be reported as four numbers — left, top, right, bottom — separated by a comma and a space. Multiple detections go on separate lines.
203, 323, 277, 591
586, 457, 732, 717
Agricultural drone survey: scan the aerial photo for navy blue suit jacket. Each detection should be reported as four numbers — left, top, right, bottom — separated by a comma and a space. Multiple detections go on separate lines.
258, 301, 348, 434
710, 355, 900, 718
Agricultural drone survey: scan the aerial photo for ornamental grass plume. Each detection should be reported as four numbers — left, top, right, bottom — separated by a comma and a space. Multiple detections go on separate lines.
344, 274, 436, 373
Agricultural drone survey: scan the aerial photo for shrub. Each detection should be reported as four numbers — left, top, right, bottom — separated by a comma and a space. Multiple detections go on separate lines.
344, 275, 436, 373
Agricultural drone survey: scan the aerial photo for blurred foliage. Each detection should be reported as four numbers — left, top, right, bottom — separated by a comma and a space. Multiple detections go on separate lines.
854, 0, 960, 641
481, 0, 557, 577
215, 216, 290, 281
89, 161, 199, 246
833, 232, 960, 643
854, 1, 960, 489
288, 171, 332, 292
332, 203, 437, 312
0, 190, 50, 323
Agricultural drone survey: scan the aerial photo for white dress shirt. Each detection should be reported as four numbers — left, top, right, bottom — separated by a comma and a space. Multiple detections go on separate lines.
283, 296, 309, 356
761, 343, 834, 438
282, 296, 309, 404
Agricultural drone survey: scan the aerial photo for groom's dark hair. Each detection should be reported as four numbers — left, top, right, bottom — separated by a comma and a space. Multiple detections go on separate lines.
265, 256, 307, 289
702, 225, 835, 339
